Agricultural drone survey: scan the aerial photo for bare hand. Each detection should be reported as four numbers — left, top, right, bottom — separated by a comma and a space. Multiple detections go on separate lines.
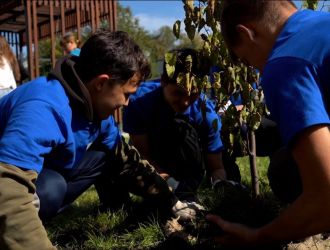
210, 169, 226, 183
159, 173, 170, 180
206, 214, 260, 247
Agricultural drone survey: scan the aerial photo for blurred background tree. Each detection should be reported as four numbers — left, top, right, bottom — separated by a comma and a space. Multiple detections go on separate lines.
38, 3, 203, 78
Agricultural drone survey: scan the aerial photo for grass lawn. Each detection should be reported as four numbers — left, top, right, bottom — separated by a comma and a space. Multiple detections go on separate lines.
45, 157, 329, 249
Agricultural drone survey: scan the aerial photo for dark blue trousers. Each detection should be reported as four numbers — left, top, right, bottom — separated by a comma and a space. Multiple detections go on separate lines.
36, 150, 129, 222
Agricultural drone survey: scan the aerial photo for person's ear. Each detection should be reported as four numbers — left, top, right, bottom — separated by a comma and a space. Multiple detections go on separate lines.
91, 74, 110, 91
236, 24, 256, 42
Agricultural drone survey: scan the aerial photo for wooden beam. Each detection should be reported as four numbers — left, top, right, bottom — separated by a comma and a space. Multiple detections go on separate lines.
0, 1, 20, 14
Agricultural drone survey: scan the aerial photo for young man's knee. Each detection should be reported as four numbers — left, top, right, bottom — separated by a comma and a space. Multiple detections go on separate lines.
36, 169, 67, 221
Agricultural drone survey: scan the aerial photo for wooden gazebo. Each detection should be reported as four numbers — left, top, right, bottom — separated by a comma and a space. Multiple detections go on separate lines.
0, 0, 117, 79
0, 0, 121, 123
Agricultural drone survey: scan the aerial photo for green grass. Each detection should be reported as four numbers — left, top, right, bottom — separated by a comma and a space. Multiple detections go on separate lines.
46, 156, 285, 249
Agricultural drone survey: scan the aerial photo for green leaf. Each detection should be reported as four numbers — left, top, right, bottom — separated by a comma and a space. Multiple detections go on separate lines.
248, 112, 261, 131
173, 20, 181, 39
165, 65, 175, 79
229, 133, 235, 148
176, 73, 185, 89
165, 52, 177, 65
185, 18, 196, 40
185, 55, 193, 72
164, 52, 177, 79
200, 33, 209, 42
205, 82, 212, 89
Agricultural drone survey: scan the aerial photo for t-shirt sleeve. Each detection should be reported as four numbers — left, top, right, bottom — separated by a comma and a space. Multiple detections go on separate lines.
262, 57, 330, 145
0, 100, 67, 173
204, 100, 224, 153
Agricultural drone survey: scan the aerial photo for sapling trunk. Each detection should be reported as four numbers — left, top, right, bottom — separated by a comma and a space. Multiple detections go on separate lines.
248, 130, 259, 199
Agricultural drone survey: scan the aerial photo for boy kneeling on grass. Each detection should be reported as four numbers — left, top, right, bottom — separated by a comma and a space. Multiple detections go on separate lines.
0, 30, 203, 250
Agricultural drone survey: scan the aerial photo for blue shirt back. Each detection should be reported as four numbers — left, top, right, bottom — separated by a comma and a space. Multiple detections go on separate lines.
262, 10, 330, 145
0, 77, 120, 173
123, 80, 223, 153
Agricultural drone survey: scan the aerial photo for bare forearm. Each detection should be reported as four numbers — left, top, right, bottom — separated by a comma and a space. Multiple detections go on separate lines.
259, 126, 330, 243
258, 192, 330, 244
130, 134, 169, 178
206, 153, 227, 181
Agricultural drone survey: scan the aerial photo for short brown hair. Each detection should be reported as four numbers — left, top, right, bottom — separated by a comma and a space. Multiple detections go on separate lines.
60, 33, 79, 48
76, 30, 151, 84
220, 0, 296, 48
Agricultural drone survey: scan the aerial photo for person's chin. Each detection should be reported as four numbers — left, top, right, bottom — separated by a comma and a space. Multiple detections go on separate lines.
174, 107, 188, 113
97, 110, 115, 120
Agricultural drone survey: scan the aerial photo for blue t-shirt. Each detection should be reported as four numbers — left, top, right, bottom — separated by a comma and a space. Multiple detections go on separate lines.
123, 80, 223, 153
0, 77, 120, 173
262, 10, 330, 145
70, 48, 81, 57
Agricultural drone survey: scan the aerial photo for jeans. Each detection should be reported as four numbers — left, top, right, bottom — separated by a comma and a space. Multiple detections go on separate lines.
36, 150, 112, 221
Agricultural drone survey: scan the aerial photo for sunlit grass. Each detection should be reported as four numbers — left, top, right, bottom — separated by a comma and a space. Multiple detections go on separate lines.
46, 156, 281, 249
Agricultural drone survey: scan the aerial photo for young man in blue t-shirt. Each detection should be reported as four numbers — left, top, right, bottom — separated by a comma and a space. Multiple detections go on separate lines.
123, 48, 240, 202
0, 31, 203, 249
205, 0, 330, 247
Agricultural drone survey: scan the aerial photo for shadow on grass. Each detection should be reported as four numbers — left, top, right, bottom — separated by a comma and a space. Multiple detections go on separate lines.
46, 179, 288, 249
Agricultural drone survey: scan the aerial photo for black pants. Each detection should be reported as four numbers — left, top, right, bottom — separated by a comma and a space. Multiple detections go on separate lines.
151, 117, 205, 201
36, 136, 177, 222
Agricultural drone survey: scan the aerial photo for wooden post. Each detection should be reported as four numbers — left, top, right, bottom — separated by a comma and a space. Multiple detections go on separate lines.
32, 0, 39, 77
14, 33, 19, 57
112, 0, 117, 30
76, 0, 81, 42
49, 2, 56, 68
90, 0, 96, 32
60, 0, 66, 36
95, 0, 100, 29
248, 130, 260, 199
26, 0, 35, 79
108, 1, 113, 31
